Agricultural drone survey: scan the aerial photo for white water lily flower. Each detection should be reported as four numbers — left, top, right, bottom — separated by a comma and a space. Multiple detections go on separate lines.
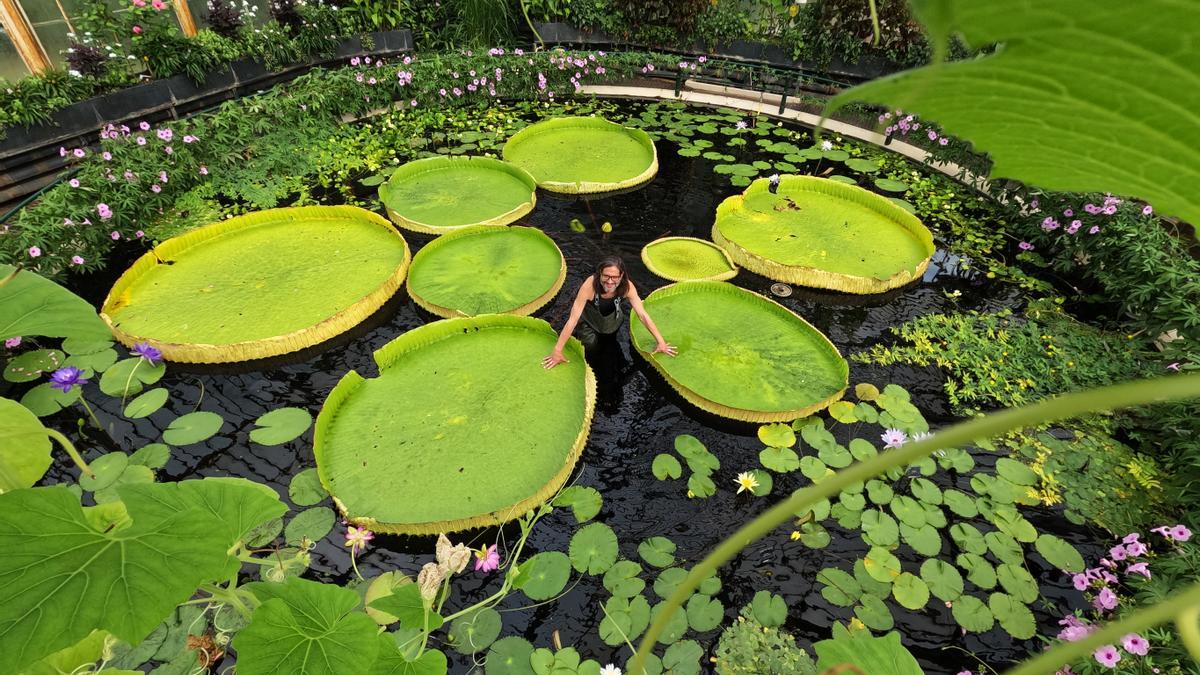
821, 139, 834, 151
735, 471, 759, 494
600, 666, 622, 675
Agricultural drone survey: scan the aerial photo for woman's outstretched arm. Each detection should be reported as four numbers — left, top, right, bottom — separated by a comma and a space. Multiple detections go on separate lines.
626, 282, 677, 357
543, 280, 592, 369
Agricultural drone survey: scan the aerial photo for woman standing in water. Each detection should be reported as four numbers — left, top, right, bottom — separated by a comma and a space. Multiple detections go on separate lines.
542, 255, 676, 369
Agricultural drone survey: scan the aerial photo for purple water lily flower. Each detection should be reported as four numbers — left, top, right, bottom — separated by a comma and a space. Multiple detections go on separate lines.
50, 366, 89, 393
131, 341, 163, 365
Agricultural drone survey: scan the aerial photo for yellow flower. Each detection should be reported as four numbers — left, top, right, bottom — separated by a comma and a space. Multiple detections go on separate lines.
735, 471, 759, 494
790, 530, 801, 541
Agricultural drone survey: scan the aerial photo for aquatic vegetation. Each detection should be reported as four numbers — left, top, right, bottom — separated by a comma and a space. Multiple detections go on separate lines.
100, 206, 411, 363
630, 281, 848, 422
377, 155, 537, 233
314, 314, 595, 534
503, 116, 659, 193
712, 175, 935, 293
640, 237, 738, 282
406, 225, 566, 317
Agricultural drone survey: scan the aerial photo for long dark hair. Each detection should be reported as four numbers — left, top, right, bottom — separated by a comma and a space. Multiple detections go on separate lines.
592, 255, 630, 298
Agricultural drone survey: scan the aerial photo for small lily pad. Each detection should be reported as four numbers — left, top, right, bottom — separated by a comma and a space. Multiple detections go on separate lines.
569, 522, 619, 575
652, 454, 683, 480
162, 411, 223, 446
874, 178, 909, 193
288, 468, 327, 506
516, 551, 571, 601
249, 407, 312, 446
124, 388, 168, 419
284, 506, 335, 545
638, 537, 677, 568
552, 486, 603, 523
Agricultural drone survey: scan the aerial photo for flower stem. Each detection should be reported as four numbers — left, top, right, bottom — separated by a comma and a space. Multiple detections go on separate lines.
77, 396, 105, 433
43, 427, 93, 478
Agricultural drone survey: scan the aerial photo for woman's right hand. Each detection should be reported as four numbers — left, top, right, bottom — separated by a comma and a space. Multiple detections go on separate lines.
542, 349, 568, 369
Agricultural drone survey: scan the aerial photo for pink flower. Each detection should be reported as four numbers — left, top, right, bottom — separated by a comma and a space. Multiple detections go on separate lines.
1093, 587, 1118, 611
1088, 225, 1100, 234
1063, 208, 1074, 217
111, 231, 120, 240
1018, 241, 1034, 251
1170, 525, 1192, 541
124, 170, 135, 181
150, 184, 161, 193
164, 146, 172, 154
71, 255, 84, 265
157, 128, 173, 141
438, 88, 447, 96
1093, 646, 1121, 669
1124, 541, 1147, 557
1122, 634, 1149, 656
199, 165, 208, 175
135, 230, 144, 238
474, 543, 500, 573
136, 136, 147, 145
1142, 205, 1153, 215
344, 524, 374, 554
96, 203, 112, 219
1042, 217, 1059, 230
1109, 545, 1127, 561
880, 428, 907, 448
4, 337, 20, 348
410, 99, 417, 107
453, 87, 462, 96
183, 135, 196, 143
1066, 220, 1082, 234
102, 151, 112, 160
28, 246, 41, 258
355, 73, 364, 82
159, 170, 168, 183
151, 0, 165, 9
73, 148, 85, 158
68, 179, 81, 188
133, 25, 142, 34
350, 57, 360, 66
139, 121, 150, 131
59, 147, 67, 157
1126, 562, 1151, 579
1071, 573, 1089, 590
132, 0, 145, 6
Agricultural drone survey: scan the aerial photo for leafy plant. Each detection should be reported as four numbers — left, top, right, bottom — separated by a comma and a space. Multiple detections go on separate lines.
712, 608, 817, 675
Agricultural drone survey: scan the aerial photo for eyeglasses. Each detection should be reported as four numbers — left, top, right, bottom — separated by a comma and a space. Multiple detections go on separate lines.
600, 274, 622, 281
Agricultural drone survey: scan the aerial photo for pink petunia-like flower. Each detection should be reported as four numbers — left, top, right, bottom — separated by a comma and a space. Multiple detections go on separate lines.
199, 165, 208, 175
59, 147, 68, 157
1093, 646, 1121, 669
133, 25, 143, 34
151, 0, 165, 10
1122, 634, 1150, 656
1093, 587, 1118, 611
1122, 532, 1140, 544
135, 230, 145, 238
71, 255, 84, 265
73, 148, 85, 158
1126, 562, 1151, 579
150, 184, 161, 193
1109, 545, 1127, 561
164, 146, 172, 154
1088, 225, 1100, 234
881, 428, 907, 448
96, 203, 112, 219
1063, 208, 1074, 217
1018, 241, 1034, 251
1071, 573, 1089, 591
1124, 541, 1148, 557
136, 136, 147, 146
69, 179, 81, 188
111, 231, 120, 240
1066, 220, 1082, 234
4, 337, 20, 348
159, 170, 168, 183
183, 134, 196, 143
139, 120, 150, 131
102, 151, 112, 161
474, 543, 500, 573
350, 56, 360, 66
1166, 362, 1180, 371
1142, 205, 1153, 215
1170, 525, 1192, 541
28, 246, 41, 258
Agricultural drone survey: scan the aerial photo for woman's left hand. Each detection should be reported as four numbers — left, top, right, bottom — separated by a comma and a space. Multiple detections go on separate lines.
653, 341, 677, 357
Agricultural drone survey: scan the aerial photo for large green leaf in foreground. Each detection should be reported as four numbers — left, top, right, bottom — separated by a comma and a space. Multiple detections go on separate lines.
314, 314, 595, 534
641, 237, 738, 282
502, 116, 658, 193
630, 281, 848, 422
407, 226, 566, 318
0, 479, 285, 675
831, 0, 1200, 225
712, 176, 934, 294
379, 156, 537, 234
0, 265, 111, 343
0, 397, 53, 492
101, 206, 410, 363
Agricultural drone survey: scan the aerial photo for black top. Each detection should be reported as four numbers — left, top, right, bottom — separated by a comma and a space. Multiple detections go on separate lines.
595, 295, 619, 316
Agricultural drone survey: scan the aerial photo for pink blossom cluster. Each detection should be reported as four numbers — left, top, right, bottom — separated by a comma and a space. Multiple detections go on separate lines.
880, 110, 950, 146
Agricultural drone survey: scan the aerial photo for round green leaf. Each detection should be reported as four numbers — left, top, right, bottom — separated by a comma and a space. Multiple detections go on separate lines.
78, 452, 129, 492
864, 547, 901, 583
921, 502, 948, 529
129, 443, 170, 469
949, 524, 987, 555
757, 423, 796, 448
662, 639, 703, 675
600, 595, 650, 646
602, 560, 645, 599
956, 553, 997, 590
920, 559, 964, 602
162, 411, 224, 446
552, 486, 602, 523
759, 446, 800, 473
873, 178, 909, 193
989, 592, 1036, 639
866, 479, 894, 505
799, 456, 830, 481
687, 472, 716, 498
849, 438, 878, 461
861, 511, 900, 547
569, 522, 618, 575
817, 568, 862, 607
853, 594, 894, 631
900, 523, 942, 557
1035, 534, 1085, 572
649, 603, 688, 644
797, 522, 831, 548
653, 567, 688, 601
748, 469, 772, 496
0, 396, 53, 491
890, 495, 926, 527
892, 572, 930, 610
749, 590, 787, 628
952, 594, 994, 633
839, 491, 866, 512
909, 478, 942, 505
123, 388, 168, 419
995, 457, 1038, 486
827, 401, 858, 423
486, 636, 536, 675
448, 607, 502, 654
817, 443, 852, 468
985, 531, 1024, 564
996, 563, 1038, 604
845, 158, 882, 172
638, 537, 677, 568
991, 506, 1038, 543
288, 468, 327, 507
516, 552, 570, 601
19, 382, 78, 417
284, 507, 335, 545
942, 490, 978, 518
854, 559, 893, 598
685, 594, 723, 632
4, 349, 65, 383
652, 454, 683, 480
99, 357, 165, 398
249, 407, 313, 446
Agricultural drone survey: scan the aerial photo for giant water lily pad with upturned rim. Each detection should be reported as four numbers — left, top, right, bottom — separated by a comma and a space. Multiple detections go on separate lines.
502, 117, 658, 194
378, 156, 537, 234
407, 226, 566, 318
640, 237, 737, 282
712, 176, 934, 294
314, 314, 595, 534
101, 206, 410, 364
630, 281, 848, 422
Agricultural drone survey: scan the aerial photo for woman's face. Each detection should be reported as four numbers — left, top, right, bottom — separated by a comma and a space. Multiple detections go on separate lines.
599, 265, 622, 294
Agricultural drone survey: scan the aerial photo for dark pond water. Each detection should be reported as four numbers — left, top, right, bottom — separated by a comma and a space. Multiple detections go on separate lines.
33, 101, 1098, 674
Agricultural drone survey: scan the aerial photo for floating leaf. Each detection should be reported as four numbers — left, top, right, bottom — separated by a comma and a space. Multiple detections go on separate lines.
62, 348, 118, 375
759, 447, 800, 473
652, 454, 683, 480
1035, 534, 1085, 572
757, 423, 796, 448
891, 572, 930, 610
552, 486, 602, 523
0, 397, 53, 492
749, 591, 787, 628
920, 559, 963, 602
813, 631, 921, 675
855, 383, 880, 400
863, 547, 901, 582
848, 439, 877, 462
368, 584, 443, 632
861, 511, 900, 547
288, 468, 328, 507
569, 522, 618, 575
638, 536, 677, 568
996, 563, 1038, 604
989, 592, 1036, 639
284, 507, 335, 546
839, 491, 866, 512
991, 506, 1038, 543
123, 388, 168, 419
855, 559, 893, 598
942, 490, 978, 518
817, 443, 852, 468
845, 158, 882, 173
19, 383, 77, 417
865, 479, 894, 505
748, 469, 772, 496
374, 636, 447, 675
797, 522, 831, 548
602, 560, 645, 599
956, 553, 997, 590
799, 456, 831, 482
250, 407, 313, 446
817, 568, 862, 607
162, 411, 224, 446
516, 552, 570, 601
685, 594, 723, 632
853, 594, 894, 631
662, 639, 703, 675
99, 357, 165, 398
873, 178, 908, 193
909, 478, 942, 505
448, 607, 502, 654
653, 568, 688, 601
687, 473, 715, 498
486, 636, 535, 675
129, 443, 170, 469
985, 531, 1024, 565
890, 496, 927, 528
900, 523, 942, 557
78, 452, 128, 492
949, 523, 987, 555
952, 594, 994, 633
4, 349, 65, 383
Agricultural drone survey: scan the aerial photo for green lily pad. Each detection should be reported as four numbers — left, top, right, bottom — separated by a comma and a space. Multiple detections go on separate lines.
99, 357, 165, 398
920, 559, 964, 602
956, 553, 997, 590
861, 510, 899, 547
3, 349, 65, 383
516, 552, 571, 601
942, 490, 978, 518
602, 560, 645, 599
989, 592, 1036, 639
129, 443, 170, 469
749, 591, 787, 628
552, 486, 602, 523
649, 603, 689, 645
78, 452, 129, 492
685, 594, 723, 632
284, 507, 335, 545
600, 595, 651, 646
853, 594, 894, 631
652, 454, 683, 480
569, 522, 618, 575
448, 607, 503, 654
486, 636, 536, 675
952, 594, 994, 633
368, 584, 442, 632
503, 116, 657, 194
845, 158, 882, 173
250, 407, 313, 446
813, 631, 921, 675
162, 411, 224, 446
1035, 534, 1085, 572
759, 446, 800, 473
900, 523, 942, 557
892, 572, 930, 610
863, 547, 901, 582
873, 178, 909, 193
639, 537, 677, 568
380, 156, 536, 233
123, 388, 168, 419
817, 568, 862, 607
288, 468, 327, 507
949, 523, 987, 555
996, 563, 1038, 604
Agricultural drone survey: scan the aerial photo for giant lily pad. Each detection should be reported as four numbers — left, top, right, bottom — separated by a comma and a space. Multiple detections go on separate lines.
314, 314, 595, 534
407, 226, 566, 318
630, 282, 847, 422
378, 156, 537, 234
101, 206, 410, 363
502, 117, 658, 194
712, 176, 934, 294
641, 237, 737, 282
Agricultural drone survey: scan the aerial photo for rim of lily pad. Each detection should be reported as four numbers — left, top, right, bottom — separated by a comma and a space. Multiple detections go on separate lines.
378, 155, 538, 235
502, 116, 659, 194
640, 237, 738, 282
100, 206, 410, 364
313, 314, 596, 535
630, 281, 848, 422
712, 176, 934, 294
407, 225, 567, 318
